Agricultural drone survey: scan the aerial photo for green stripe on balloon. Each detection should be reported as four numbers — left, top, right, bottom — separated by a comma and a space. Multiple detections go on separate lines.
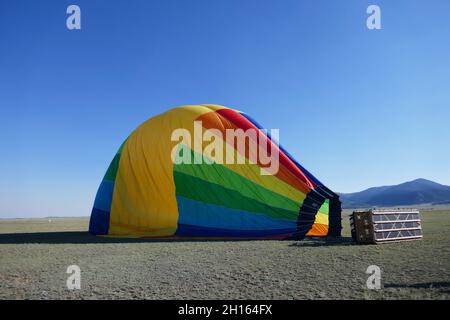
174, 171, 299, 221
318, 199, 329, 216
103, 138, 128, 182
173, 144, 302, 213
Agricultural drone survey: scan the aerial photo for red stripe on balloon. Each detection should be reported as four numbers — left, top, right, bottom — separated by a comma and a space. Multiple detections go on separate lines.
216, 108, 316, 189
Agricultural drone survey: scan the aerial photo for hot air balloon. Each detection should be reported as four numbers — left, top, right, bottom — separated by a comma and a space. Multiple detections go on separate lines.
89, 105, 341, 239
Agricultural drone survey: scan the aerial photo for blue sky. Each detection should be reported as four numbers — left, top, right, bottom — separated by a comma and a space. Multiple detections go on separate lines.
1, 0, 449, 218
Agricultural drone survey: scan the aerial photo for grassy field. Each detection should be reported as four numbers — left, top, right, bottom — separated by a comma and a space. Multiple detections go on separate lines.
0, 210, 449, 300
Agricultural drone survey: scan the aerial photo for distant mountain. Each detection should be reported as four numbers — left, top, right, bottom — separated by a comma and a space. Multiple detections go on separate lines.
339, 178, 450, 208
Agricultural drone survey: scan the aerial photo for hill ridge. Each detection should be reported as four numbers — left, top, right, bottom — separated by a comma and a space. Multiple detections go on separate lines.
339, 178, 450, 208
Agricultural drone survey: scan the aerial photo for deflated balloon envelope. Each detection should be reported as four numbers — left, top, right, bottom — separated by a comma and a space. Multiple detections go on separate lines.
89, 104, 342, 239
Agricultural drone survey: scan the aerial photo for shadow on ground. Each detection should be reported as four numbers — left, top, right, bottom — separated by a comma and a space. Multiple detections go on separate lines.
384, 281, 450, 293
0, 232, 353, 245
289, 237, 354, 247
0, 232, 245, 244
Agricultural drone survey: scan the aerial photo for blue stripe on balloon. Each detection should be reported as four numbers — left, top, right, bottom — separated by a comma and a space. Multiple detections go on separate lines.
89, 179, 114, 235
175, 196, 297, 232
175, 224, 295, 238
93, 180, 114, 212
89, 207, 110, 235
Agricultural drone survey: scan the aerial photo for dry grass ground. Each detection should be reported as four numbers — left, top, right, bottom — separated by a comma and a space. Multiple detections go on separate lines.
0, 210, 449, 300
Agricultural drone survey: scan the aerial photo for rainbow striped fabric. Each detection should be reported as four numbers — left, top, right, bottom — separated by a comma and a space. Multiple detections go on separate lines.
89, 105, 341, 239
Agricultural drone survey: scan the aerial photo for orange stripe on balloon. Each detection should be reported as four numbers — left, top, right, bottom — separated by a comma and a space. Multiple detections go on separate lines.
306, 223, 329, 236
